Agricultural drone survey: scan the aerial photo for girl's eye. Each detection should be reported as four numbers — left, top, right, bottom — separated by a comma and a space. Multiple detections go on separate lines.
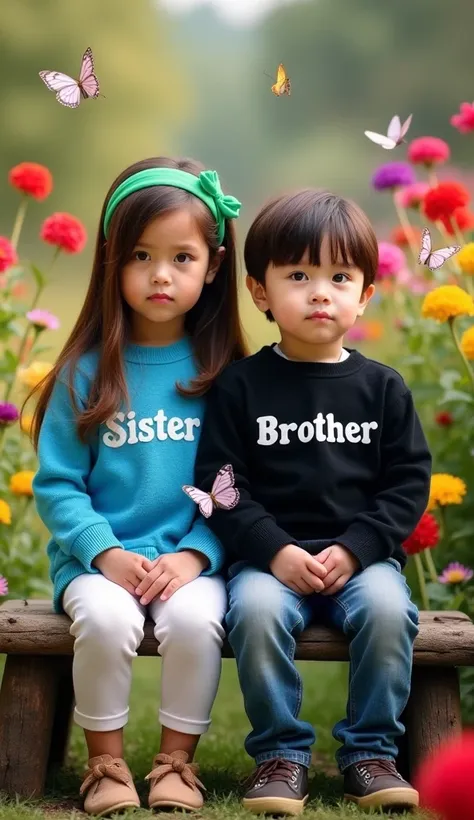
133, 250, 150, 262
290, 271, 308, 281
333, 272, 349, 283
175, 253, 191, 264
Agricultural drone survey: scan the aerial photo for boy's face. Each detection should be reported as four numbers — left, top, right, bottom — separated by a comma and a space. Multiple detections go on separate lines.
247, 236, 375, 357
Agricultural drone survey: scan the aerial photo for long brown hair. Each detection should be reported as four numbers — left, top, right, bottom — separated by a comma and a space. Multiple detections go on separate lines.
30, 156, 247, 446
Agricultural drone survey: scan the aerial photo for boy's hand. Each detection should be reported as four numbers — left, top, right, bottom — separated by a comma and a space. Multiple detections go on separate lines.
135, 550, 209, 604
269, 544, 328, 595
316, 544, 360, 596
93, 548, 154, 596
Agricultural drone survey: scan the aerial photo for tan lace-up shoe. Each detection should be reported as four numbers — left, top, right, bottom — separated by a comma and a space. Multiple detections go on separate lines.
146, 750, 205, 811
80, 754, 140, 816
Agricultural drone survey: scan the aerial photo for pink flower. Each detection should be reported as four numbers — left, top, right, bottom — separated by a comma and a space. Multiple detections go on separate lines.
345, 325, 369, 342
40, 213, 87, 254
395, 182, 430, 210
439, 562, 473, 584
26, 309, 60, 331
377, 242, 406, 279
451, 102, 474, 134
408, 137, 450, 168
0, 236, 18, 274
0, 575, 8, 596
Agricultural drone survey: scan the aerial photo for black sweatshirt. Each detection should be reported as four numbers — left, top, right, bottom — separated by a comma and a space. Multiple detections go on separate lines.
194, 346, 432, 571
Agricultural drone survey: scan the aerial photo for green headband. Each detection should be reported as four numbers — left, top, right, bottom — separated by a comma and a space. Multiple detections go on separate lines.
103, 168, 241, 244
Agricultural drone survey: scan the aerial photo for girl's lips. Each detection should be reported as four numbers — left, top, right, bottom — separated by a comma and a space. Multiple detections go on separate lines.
148, 294, 172, 302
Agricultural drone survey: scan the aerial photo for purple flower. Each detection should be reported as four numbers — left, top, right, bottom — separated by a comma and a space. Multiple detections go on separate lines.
438, 562, 474, 584
372, 162, 416, 191
26, 309, 60, 331
377, 242, 406, 279
0, 575, 8, 596
0, 402, 19, 425
345, 324, 368, 342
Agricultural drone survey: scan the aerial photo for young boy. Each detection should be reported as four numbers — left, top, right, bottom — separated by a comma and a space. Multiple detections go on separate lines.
194, 189, 431, 815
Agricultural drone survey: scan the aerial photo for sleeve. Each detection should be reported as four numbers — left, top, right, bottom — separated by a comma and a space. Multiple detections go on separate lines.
176, 516, 225, 575
336, 386, 432, 569
194, 375, 296, 569
33, 374, 125, 572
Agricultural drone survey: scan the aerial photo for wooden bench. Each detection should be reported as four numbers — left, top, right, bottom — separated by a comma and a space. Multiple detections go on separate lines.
1, 601, 474, 799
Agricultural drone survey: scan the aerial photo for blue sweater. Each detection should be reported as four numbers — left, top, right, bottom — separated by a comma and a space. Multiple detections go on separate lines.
33, 337, 224, 612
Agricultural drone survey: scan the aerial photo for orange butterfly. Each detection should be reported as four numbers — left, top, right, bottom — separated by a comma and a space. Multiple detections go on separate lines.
271, 63, 291, 96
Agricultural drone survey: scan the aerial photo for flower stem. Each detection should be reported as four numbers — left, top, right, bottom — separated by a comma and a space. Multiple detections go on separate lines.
423, 548, 439, 584
428, 169, 438, 187
414, 553, 430, 610
10, 197, 28, 251
393, 197, 419, 266
448, 317, 474, 394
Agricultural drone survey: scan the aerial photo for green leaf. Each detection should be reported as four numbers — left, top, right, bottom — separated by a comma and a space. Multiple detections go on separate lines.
30, 264, 46, 289
439, 389, 474, 405
439, 370, 462, 390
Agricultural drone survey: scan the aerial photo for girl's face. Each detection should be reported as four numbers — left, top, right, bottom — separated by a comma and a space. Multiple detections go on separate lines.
121, 206, 223, 344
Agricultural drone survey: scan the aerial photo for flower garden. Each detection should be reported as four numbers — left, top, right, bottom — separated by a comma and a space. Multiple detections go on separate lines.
0, 110, 474, 719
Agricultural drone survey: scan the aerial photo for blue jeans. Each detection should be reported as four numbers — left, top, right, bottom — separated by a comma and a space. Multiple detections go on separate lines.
226, 558, 419, 772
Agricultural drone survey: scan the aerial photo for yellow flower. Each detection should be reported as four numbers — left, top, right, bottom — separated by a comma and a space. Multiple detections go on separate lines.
18, 361, 53, 389
428, 473, 467, 511
421, 285, 474, 323
461, 325, 474, 360
9, 470, 35, 497
20, 413, 34, 436
458, 243, 474, 275
0, 500, 11, 525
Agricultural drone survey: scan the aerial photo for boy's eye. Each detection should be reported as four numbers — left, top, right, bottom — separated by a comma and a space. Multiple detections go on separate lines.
290, 271, 308, 281
333, 272, 350, 283
133, 250, 150, 262
175, 253, 191, 264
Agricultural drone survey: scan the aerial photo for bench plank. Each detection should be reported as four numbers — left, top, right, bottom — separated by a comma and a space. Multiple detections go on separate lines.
1, 600, 474, 666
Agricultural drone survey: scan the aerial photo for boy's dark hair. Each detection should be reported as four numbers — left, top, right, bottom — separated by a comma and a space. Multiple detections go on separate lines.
244, 189, 378, 322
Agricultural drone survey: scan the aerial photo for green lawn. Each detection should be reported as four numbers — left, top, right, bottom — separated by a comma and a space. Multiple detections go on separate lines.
0, 657, 430, 819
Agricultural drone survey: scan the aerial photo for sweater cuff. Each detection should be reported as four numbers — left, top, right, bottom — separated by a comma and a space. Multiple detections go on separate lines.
70, 523, 124, 571
336, 523, 387, 570
242, 519, 296, 569
177, 527, 224, 575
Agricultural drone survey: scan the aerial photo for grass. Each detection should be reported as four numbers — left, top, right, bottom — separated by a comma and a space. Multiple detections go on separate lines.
0, 657, 430, 819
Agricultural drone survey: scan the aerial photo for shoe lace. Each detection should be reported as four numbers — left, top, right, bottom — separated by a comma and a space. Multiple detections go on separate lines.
145, 752, 206, 793
358, 759, 400, 779
80, 759, 130, 796
245, 759, 299, 789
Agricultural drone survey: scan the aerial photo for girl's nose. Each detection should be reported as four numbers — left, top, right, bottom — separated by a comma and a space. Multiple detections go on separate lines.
151, 264, 172, 285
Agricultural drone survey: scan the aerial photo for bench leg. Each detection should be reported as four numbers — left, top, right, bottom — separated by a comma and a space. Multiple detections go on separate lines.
48, 657, 74, 770
404, 666, 462, 778
0, 655, 60, 798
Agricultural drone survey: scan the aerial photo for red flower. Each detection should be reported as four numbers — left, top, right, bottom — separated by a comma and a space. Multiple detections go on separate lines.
451, 102, 474, 134
435, 410, 454, 427
439, 206, 474, 236
0, 237, 18, 273
40, 213, 87, 254
390, 225, 423, 248
8, 162, 53, 201
423, 182, 470, 222
403, 512, 439, 555
408, 137, 450, 167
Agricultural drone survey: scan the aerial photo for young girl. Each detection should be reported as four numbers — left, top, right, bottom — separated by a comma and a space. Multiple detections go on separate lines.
31, 156, 247, 816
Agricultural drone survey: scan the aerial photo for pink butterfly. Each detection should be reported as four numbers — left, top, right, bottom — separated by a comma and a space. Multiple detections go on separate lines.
364, 114, 412, 150
182, 464, 240, 519
419, 227, 460, 271
39, 47, 99, 108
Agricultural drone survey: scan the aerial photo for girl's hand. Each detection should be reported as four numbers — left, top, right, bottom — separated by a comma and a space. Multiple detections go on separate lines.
135, 550, 209, 604
93, 547, 154, 596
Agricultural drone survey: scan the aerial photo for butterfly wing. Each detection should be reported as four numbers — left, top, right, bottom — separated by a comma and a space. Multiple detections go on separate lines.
79, 47, 100, 98
39, 70, 81, 107
425, 246, 461, 271
418, 228, 432, 265
364, 130, 396, 149
400, 113, 413, 139
211, 464, 240, 511
182, 485, 214, 518
272, 63, 290, 96
387, 115, 401, 143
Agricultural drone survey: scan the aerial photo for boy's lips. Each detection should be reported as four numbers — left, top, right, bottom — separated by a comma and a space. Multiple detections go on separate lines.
308, 310, 332, 320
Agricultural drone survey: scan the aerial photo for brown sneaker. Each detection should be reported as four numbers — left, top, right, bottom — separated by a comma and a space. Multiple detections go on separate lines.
146, 750, 205, 811
80, 755, 140, 817
343, 759, 419, 811
242, 759, 309, 816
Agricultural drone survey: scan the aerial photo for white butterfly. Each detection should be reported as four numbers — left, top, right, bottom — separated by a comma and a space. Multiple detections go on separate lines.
39, 47, 99, 108
365, 114, 412, 150
418, 227, 460, 271
182, 464, 240, 519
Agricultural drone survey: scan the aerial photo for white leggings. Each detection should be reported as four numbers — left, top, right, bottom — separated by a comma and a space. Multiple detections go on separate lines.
63, 572, 227, 734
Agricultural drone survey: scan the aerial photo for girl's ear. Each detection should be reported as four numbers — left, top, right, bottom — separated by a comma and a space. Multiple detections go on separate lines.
205, 246, 226, 284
